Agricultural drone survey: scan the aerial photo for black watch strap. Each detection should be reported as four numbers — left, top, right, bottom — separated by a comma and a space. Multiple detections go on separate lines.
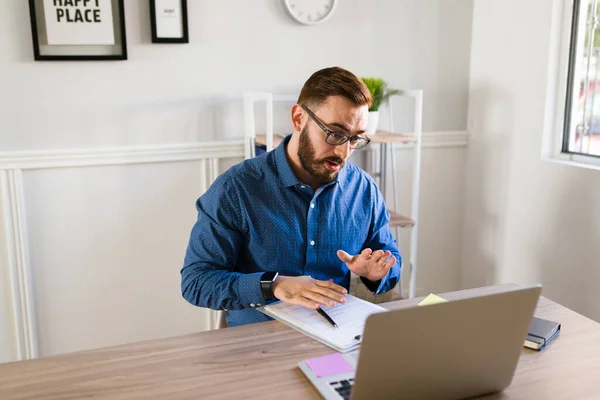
260, 272, 279, 300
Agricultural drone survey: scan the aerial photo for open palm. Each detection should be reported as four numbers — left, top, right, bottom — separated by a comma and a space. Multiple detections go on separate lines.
337, 248, 396, 282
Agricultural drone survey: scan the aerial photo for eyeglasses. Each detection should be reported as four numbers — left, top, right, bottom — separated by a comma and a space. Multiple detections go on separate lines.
301, 105, 371, 150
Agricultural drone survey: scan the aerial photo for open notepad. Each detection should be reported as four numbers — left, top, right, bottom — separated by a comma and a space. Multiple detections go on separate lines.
258, 295, 387, 353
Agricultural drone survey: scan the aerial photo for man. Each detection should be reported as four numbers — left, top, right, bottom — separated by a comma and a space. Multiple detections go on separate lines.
181, 67, 401, 327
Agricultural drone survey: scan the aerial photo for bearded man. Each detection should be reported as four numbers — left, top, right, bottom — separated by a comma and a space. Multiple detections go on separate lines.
181, 67, 401, 327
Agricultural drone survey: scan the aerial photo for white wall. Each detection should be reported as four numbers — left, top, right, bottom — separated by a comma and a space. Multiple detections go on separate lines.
389, 139, 467, 296
0, 0, 473, 362
0, 0, 472, 149
463, 0, 600, 322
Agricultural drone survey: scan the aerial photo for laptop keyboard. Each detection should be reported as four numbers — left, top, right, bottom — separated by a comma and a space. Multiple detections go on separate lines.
329, 378, 354, 399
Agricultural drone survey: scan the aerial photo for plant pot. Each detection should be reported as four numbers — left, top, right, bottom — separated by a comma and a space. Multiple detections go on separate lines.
367, 111, 379, 135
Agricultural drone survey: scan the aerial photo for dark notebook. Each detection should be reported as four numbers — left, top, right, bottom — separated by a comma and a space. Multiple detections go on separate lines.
524, 316, 561, 350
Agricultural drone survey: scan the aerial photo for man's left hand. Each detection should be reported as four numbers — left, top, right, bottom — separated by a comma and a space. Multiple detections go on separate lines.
336, 248, 396, 282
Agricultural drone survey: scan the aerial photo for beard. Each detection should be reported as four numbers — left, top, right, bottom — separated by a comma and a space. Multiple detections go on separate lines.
297, 126, 345, 183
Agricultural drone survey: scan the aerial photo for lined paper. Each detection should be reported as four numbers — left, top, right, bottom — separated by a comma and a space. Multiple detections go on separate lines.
262, 295, 387, 352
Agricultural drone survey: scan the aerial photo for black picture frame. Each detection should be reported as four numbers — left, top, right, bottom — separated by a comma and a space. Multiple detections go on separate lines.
28, 0, 127, 61
150, 0, 189, 44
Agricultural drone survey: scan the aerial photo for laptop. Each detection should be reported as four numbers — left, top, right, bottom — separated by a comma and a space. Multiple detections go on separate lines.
298, 285, 541, 400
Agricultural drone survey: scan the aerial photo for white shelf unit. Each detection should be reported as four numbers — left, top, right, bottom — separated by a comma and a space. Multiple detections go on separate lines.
243, 92, 297, 159
242, 91, 423, 299
372, 91, 423, 299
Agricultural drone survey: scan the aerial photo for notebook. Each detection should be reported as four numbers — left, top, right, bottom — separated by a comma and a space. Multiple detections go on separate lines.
524, 316, 561, 350
258, 295, 387, 353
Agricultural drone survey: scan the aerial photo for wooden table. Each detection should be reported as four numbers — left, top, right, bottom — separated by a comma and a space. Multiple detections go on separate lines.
1, 284, 599, 399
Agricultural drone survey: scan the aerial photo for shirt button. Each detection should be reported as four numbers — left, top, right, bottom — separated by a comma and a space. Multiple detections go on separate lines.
223, 308, 229, 312
250, 303, 255, 308
310, 203, 315, 208
301, 185, 306, 189
256, 303, 262, 307
310, 240, 315, 246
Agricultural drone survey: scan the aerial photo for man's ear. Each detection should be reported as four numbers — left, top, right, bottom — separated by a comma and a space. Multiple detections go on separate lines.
291, 104, 304, 132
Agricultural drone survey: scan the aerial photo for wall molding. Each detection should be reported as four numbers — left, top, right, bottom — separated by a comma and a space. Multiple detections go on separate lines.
0, 131, 468, 171
0, 170, 38, 360
0, 131, 468, 360
0, 141, 245, 171
396, 131, 469, 149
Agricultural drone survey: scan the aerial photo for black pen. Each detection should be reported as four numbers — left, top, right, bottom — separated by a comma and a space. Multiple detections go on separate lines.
316, 307, 339, 329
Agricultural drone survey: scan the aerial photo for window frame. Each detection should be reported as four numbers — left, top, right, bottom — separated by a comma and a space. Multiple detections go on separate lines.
543, 0, 600, 170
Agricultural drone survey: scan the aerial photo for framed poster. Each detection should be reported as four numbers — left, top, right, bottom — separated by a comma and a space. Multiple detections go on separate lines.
150, 0, 189, 43
28, 0, 127, 61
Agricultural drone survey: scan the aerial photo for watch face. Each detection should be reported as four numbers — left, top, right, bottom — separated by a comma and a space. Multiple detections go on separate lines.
261, 271, 278, 282
283, 0, 337, 25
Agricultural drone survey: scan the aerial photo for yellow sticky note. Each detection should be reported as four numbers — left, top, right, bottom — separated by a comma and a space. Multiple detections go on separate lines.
418, 293, 448, 306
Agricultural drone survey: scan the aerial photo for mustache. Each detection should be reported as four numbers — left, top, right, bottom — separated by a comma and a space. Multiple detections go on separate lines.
320, 156, 344, 165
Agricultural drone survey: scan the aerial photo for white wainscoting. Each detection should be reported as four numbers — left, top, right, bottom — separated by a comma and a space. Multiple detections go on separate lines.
0, 169, 37, 361
0, 141, 243, 363
0, 132, 467, 363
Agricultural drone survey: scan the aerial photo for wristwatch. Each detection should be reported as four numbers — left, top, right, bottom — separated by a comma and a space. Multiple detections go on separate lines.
260, 271, 279, 300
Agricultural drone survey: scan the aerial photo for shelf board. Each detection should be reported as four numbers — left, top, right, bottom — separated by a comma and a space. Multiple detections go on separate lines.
371, 131, 417, 144
388, 210, 415, 228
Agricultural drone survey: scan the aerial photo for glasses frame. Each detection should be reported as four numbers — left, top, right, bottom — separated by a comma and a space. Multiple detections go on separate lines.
301, 105, 371, 150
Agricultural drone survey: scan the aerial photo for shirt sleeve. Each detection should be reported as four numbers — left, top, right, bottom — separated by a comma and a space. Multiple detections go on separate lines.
180, 174, 267, 311
360, 182, 402, 295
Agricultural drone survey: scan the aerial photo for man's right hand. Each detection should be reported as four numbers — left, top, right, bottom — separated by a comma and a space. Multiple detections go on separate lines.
272, 275, 347, 309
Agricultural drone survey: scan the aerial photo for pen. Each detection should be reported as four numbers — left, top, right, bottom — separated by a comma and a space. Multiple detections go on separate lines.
316, 307, 339, 329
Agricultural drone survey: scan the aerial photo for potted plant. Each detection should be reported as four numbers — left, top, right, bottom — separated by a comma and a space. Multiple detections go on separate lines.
361, 77, 401, 134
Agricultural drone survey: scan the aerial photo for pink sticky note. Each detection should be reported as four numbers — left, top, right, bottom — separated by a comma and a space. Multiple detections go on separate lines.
305, 353, 355, 378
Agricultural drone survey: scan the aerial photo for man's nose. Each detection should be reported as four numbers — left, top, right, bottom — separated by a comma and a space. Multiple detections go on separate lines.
334, 141, 353, 159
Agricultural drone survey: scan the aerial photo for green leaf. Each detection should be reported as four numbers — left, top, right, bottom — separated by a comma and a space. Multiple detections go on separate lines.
361, 77, 400, 112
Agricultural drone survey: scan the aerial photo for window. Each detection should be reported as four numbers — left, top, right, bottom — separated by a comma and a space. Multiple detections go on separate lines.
564, 0, 600, 158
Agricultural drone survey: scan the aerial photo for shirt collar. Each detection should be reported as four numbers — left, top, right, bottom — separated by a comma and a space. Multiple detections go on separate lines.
274, 134, 348, 190
274, 135, 301, 188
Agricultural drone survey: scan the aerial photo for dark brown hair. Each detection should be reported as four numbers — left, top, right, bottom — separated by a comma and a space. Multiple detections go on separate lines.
297, 67, 373, 110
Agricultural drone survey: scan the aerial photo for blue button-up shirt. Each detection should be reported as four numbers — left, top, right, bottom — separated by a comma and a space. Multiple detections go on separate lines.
181, 135, 401, 327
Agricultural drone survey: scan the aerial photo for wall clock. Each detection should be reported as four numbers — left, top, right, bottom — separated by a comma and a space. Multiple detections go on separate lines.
283, 0, 337, 25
